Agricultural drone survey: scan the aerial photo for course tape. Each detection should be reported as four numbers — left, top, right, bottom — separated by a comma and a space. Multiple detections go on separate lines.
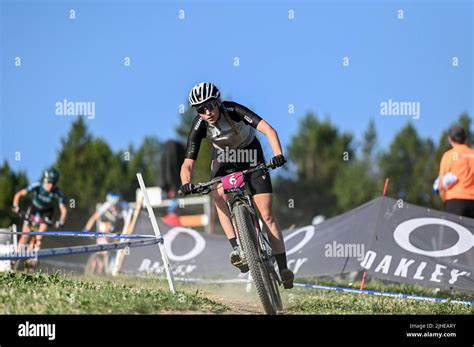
0, 237, 161, 260
294, 283, 474, 306
173, 277, 474, 306
0, 230, 157, 239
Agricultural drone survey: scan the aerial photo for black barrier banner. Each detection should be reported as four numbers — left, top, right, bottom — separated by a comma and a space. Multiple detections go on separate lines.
121, 197, 474, 293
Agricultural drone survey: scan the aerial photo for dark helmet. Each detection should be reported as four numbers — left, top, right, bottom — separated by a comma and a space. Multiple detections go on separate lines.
188, 82, 220, 106
43, 167, 60, 184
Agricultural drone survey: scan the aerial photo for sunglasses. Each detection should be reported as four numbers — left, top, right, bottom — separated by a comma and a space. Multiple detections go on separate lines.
196, 101, 218, 114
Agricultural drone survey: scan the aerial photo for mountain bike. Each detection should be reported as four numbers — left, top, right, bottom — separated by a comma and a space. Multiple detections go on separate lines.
181, 161, 283, 314
13, 211, 54, 273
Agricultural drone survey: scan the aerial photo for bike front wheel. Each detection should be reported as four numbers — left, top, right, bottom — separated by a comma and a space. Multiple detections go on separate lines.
233, 202, 282, 315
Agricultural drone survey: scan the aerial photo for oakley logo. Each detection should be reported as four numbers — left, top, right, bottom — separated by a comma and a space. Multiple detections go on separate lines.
137, 227, 206, 276
163, 227, 206, 261
393, 218, 473, 257
284, 226, 315, 255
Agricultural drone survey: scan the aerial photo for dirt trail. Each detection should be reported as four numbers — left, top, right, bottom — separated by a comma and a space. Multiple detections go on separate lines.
198, 283, 285, 315
206, 292, 263, 314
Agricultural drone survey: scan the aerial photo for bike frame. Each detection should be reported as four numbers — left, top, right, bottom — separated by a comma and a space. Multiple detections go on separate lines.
190, 162, 280, 278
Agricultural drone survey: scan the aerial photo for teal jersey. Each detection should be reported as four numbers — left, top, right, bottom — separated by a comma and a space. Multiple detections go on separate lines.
26, 182, 65, 210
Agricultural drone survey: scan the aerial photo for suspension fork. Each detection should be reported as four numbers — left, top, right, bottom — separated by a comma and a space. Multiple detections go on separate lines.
227, 193, 267, 255
226, 193, 256, 237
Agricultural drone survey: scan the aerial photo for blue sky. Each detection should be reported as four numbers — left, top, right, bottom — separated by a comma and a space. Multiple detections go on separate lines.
1, 0, 473, 181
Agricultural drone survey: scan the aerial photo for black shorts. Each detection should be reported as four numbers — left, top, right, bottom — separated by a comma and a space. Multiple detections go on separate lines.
444, 199, 474, 218
24, 205, 54, 226
211, 138, 273, 195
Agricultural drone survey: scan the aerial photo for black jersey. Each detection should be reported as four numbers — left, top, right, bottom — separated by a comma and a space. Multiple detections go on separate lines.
185, 101, 263, 160
26, 182, 65, 210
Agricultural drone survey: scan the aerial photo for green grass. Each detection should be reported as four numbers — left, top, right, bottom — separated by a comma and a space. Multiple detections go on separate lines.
284, 287, 474, 314
299, 276, 474, 302
282, 277, 474, 314
1, 271, 472, 314
0, 272, 229, 314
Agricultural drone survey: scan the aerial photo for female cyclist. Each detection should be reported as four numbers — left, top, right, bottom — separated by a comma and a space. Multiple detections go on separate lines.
179, 82, 294, 289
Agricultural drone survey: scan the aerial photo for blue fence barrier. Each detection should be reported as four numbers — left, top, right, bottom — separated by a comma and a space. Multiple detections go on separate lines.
0, 237, 160, 260
0, 230, 157, 239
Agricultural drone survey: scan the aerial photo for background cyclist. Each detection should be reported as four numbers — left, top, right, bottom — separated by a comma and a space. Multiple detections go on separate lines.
84, 192, 130, 274
12, 167, 67, 256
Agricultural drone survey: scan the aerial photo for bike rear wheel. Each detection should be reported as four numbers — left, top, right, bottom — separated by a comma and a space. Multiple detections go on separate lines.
233, 202, 282, 314
84, 253, 108, 276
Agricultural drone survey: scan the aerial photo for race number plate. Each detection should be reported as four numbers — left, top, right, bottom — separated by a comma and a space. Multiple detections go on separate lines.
221, 172, 245, 193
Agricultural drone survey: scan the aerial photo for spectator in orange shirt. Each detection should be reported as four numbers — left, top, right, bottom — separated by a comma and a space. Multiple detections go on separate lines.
437, 125, 474, 217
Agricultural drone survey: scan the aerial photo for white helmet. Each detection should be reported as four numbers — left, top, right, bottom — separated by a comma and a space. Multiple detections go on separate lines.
106, 192, 120, 205
188, 82, 220, 106
312, 215, 325, 225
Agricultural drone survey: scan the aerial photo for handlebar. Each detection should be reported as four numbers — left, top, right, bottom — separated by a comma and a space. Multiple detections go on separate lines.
14, 210, 59, 227
179, 161, 277, 196
16, 210, 28, 219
